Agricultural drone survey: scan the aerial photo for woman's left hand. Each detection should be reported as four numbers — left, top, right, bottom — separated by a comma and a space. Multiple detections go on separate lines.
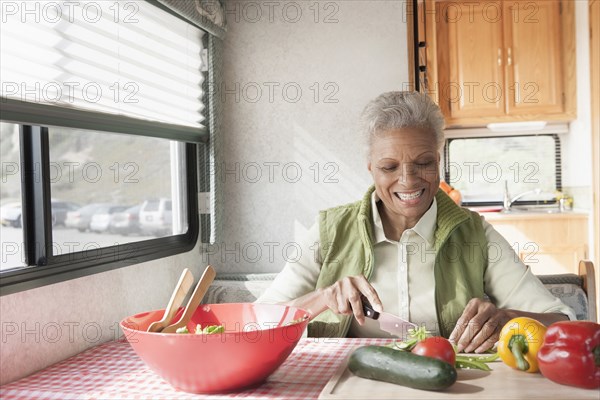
448, 298, 514, 353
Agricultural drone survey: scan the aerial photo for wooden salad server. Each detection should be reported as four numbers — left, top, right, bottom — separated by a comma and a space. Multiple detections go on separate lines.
147, 268, 194, 333
161, 265, 216, 334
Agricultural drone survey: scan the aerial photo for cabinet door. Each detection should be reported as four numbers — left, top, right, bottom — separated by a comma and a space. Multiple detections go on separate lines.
486, 214, 588, 275
445, 1, 506, 119
504, 1, 564, 115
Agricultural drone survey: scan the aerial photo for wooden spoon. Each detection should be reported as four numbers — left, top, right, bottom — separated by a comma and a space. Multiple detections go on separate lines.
147, 268, 194, 333
161, 265, 216, 334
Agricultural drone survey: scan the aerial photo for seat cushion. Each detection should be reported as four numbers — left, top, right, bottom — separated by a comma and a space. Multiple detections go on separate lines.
203, 273, 277, 304
537, 273, 588, 320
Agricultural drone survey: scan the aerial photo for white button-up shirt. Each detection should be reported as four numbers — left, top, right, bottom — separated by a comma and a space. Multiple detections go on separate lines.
258, 193, 576, 337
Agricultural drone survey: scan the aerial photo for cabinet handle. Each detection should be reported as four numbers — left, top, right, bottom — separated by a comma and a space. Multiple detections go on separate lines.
498, 48, 502, 66
507, 47, 512, 66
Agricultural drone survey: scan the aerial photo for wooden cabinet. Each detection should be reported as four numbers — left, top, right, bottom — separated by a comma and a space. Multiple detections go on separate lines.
504, 1, 564, 116
442, 1, 506, 120
422, 0, 576, 127
482, 212, 588, 275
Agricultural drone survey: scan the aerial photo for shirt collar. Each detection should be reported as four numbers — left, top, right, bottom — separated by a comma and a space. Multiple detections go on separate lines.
371, 191, 437, 245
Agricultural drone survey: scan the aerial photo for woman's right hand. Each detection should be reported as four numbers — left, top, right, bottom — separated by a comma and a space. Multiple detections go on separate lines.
318, 275, 383, 325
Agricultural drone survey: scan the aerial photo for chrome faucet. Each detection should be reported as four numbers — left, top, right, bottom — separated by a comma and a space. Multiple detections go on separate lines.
503, 181, 542, 211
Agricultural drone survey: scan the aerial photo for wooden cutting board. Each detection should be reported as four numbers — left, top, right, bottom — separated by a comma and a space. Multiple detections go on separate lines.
319, 350, 599, 399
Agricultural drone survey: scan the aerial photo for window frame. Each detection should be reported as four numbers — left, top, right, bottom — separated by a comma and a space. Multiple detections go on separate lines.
0, 1, 209, 296
443, 134, 562, 207
0, 124, 199, 296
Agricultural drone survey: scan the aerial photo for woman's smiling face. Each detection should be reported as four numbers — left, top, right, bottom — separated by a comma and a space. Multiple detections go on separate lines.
368, 127, 440, 228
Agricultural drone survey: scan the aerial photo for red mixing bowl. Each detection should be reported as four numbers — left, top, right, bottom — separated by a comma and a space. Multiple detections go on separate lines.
120, 303, 309, 394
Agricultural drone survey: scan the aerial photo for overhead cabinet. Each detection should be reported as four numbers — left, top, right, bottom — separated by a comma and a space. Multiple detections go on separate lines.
421, 0, 576, 127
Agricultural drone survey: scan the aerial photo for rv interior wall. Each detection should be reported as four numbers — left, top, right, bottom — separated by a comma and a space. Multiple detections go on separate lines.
215, 0, 409, 273
560, 0, 593, 212
0, 243, 207, 385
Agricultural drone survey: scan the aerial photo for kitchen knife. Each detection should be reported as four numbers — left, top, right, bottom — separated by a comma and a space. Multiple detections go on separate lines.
362, 298, 417, 338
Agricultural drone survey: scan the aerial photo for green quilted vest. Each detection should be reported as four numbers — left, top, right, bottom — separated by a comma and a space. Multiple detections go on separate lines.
307, 186, 488, 338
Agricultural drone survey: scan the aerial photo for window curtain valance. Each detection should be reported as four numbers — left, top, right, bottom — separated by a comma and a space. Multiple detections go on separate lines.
155, 0, 227, 38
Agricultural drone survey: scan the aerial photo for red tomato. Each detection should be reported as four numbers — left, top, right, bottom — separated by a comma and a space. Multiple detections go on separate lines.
412, 337, 456, 365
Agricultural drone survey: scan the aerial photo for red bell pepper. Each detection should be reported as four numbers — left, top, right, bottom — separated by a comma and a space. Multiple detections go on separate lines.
537, 321, 600, 389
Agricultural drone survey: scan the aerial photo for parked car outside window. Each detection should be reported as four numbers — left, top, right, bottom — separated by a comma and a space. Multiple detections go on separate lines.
1, 199, 80, 228
65, 203, 115, 232
89, 205, 130, 233
0, 201, 22, 228
139, 198, 173, 237
51, 200, 80, 227
109, 204, 143, 236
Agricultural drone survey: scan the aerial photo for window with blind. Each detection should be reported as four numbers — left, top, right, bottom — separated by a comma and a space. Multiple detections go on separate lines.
444, 135, 561, 206
0, 0, 206, 295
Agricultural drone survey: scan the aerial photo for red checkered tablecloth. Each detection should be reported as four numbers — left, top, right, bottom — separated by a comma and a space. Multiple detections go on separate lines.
0, 337, 388, 400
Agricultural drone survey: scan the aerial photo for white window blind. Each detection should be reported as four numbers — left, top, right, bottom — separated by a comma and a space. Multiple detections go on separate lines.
0, 0, 207, 142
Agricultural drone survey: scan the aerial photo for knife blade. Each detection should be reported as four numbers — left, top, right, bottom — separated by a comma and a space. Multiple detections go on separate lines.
362, 298, 417, 338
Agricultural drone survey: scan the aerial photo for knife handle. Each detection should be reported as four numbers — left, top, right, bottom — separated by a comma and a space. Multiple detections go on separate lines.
361, 297, 380, 320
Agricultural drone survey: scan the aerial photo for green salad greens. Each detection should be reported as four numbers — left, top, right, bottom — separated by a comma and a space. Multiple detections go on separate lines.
175, 324, 224, 334
388, 326, 499, 371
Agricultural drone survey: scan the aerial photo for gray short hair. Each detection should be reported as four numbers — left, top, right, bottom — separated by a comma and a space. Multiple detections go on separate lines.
361, 91, 446, 153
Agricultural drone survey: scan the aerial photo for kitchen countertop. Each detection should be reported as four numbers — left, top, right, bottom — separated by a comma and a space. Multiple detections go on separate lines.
0, 337, 597, 399
470, 209, 589, 221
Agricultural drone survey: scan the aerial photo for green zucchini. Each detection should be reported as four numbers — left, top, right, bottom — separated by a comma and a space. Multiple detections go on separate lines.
348, 345, 457, 391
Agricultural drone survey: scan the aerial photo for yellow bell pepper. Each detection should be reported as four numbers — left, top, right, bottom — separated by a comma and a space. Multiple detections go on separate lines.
497, 317, 547, 373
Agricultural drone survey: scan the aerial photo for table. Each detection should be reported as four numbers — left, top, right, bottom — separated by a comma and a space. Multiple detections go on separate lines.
0, 338, 379, 400
1, 338, 597, 399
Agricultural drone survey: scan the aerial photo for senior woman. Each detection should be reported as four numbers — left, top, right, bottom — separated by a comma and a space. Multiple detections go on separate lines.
257, 91, 575, 353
